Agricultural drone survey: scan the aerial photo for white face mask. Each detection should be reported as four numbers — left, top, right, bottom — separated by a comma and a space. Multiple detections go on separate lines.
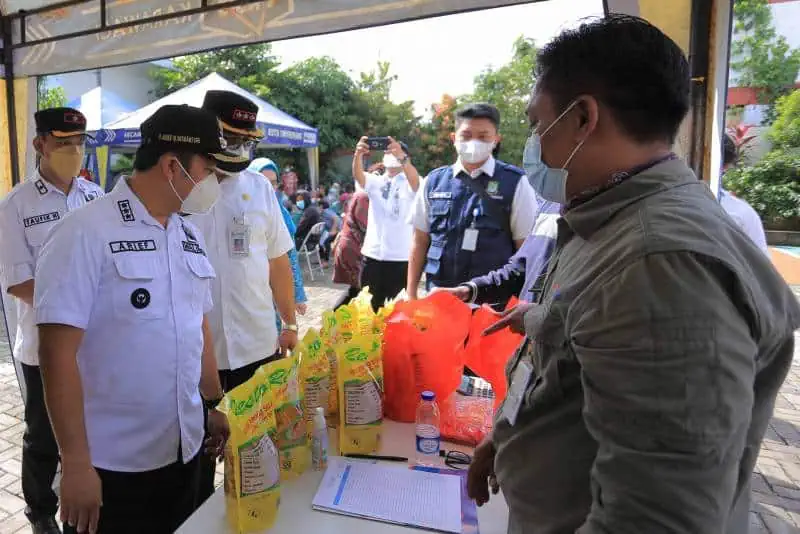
455, 139, 495, 165
170, 160, 221, 215
382, 154, 402, 169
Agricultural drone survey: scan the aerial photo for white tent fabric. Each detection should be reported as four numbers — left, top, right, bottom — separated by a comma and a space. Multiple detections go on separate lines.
102, 72, 317, 148
1, 0, 536, 78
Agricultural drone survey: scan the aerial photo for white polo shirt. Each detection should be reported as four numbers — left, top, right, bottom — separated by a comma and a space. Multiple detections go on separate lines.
361, 171, 416, 262
0, 172, 104, 366
190, 169, 293, 370
34, 177, 215, 472
719, 189, 769, 254
409, 156, 539, 241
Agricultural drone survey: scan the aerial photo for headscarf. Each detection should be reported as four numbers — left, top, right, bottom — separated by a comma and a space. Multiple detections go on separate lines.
248, 157, 280, 176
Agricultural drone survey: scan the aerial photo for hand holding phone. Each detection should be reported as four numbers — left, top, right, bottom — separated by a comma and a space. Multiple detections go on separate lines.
366, 136, 390, 151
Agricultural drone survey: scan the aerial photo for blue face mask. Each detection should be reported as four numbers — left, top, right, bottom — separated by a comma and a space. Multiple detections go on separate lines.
296, 200, 306, 210
522, 100, 586, 205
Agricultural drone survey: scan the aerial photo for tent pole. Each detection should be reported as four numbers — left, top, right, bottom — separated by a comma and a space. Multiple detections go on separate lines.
2, 17, 21, 187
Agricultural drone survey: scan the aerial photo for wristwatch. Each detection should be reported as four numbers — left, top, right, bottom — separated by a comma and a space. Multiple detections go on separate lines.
283, 324, 298, 332
204, 396, 223, 411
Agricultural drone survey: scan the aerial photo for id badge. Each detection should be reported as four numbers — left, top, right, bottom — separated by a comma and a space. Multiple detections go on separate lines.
462, 228, 479, 251
228, 218, 251, 258
502, 360, 533, 426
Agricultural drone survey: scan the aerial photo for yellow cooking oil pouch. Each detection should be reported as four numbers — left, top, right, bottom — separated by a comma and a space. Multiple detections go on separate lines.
320, 310, 340, 426
337, 336, 384, 455
297, 329, 331, 434
222, 374, 281, 534
261, 356, 309, 479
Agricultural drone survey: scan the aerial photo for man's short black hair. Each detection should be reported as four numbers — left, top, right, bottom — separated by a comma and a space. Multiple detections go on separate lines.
455, 103, 501, 129
536, 14, 690, 144
722, 133, 738, 167
133, 147, 195, 173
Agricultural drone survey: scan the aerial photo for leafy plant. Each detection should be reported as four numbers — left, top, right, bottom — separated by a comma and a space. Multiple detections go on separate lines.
37, 79, 67, 110
724, 149, 800, 227
769, 89, 800, 150
467, 36, 537, 166
727, 123, 758, 158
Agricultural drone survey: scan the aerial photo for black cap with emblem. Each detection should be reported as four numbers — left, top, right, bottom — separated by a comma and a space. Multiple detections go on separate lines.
202, 90, 263, 139
35, 107, 93, 139
201, 90, 263, 174
138, 104, 228, 159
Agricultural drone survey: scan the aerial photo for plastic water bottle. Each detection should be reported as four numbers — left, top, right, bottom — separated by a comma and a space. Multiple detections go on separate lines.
415, 391, 441, 465
311, 406, 329, 470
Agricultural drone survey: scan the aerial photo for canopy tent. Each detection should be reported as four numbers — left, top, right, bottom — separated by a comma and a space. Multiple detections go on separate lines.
67, 86, 138, 131
84, 72, 320, 190
0, 0, 736, 398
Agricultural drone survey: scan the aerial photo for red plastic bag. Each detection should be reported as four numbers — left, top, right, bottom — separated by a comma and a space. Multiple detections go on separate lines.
439, 393, 494, 446
382, 293, 472, 422
463, 298, 524, 409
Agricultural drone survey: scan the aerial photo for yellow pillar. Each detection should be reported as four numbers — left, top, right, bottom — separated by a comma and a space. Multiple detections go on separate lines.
0, 78, 31, 196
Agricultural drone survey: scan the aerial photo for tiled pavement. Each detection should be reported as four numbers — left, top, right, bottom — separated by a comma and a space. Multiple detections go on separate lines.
0, 277, 797, 533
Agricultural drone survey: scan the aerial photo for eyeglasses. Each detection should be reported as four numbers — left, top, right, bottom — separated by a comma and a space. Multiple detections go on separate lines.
225, 138, 258, 151
440, 450, 472, 470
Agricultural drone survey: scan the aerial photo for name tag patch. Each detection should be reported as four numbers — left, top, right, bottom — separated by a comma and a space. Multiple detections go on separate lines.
23, 211, 60, 228
109, 240, 157, 254
182, 241, 206, 255
429, 191, 452, 200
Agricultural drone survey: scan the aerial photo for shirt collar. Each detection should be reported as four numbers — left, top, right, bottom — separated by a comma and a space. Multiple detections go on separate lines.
562, 158, 700, 240
452, 155, 495, 179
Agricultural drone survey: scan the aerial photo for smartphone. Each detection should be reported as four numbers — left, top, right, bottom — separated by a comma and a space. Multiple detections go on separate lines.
366, 136, 390, 151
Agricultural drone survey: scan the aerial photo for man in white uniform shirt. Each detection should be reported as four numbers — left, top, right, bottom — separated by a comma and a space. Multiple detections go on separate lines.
352, 136, 420, 311
0, 107, 103, 534
34, 105, 230, 534
720, 134, 768, 253
192, 90, 297, 503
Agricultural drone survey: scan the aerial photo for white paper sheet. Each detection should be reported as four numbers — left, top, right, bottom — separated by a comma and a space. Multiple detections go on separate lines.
312, 457, 463, 533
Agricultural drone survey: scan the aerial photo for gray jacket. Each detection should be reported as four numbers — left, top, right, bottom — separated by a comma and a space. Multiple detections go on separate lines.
493, 158, 800, 534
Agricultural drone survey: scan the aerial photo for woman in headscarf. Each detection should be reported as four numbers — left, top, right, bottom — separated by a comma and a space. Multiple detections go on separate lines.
249, 158, 308, 319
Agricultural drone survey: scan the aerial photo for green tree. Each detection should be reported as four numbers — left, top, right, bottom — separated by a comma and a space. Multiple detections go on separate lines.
356, 61, 424, 170
150, 44, 279, 97
769, 89, 800, 150
468, 36, 537, 166
37, 79, 67, 110
264, 56, 371, 181
730, 0, 800, 123
417, 94, 460, 174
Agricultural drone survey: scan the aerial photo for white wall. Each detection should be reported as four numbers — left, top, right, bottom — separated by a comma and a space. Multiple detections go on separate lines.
44, 61, 168, 110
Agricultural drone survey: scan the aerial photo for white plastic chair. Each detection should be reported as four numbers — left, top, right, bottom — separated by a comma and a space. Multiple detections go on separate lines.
298, 221, 327, 281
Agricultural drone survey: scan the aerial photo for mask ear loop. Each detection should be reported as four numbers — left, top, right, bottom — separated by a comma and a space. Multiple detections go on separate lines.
168, 159, 198, 202
561, 137, 587, 170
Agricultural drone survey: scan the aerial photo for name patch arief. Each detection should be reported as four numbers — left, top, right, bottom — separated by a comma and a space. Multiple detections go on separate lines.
109, 240, 157, 254
23, 212, 60, 228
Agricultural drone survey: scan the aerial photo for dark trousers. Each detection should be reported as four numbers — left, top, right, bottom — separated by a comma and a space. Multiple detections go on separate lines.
196, 352, 281, 507
360, 257, 408, 312
63, 454, 200, 534
333, 286, 361, 310
21, 363, 59, 523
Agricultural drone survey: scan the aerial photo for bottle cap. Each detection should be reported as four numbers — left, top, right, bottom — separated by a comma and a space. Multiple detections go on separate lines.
421, 391, 435, 401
